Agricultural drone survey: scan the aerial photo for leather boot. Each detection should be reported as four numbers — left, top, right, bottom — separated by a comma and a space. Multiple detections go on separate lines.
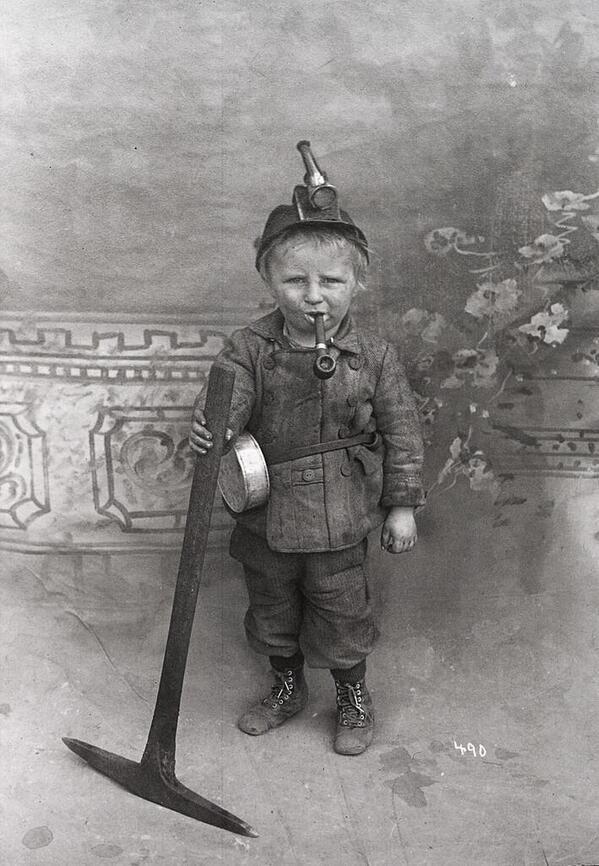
333, 679, 374, 755
238, 667, 309, 736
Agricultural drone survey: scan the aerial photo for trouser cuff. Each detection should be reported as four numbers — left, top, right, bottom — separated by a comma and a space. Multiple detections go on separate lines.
270, 650, 305, 672
330, 659, 366, 683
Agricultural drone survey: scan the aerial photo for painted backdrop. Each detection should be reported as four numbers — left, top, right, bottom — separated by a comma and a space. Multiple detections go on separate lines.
5, 6, 599, 863
2, 0, 599, 555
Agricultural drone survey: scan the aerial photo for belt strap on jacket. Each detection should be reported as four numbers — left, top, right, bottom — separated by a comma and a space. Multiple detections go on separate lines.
262, 432, 378, 466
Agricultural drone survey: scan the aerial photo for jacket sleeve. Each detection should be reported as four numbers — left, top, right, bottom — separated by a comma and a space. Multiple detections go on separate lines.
213, 329, 257, 439
372, 342, 426, 509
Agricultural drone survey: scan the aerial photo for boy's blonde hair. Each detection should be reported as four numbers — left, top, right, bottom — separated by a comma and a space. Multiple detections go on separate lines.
258, 226, 369, 291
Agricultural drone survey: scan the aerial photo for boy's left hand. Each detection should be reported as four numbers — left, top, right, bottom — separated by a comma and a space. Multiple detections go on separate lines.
381, 507, 417, 554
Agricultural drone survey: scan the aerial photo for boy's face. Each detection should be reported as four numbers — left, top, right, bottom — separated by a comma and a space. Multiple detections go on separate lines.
265, 238, 359, 340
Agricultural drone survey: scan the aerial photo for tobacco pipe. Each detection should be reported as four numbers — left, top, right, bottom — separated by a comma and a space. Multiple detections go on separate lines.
311, 312, 336, 379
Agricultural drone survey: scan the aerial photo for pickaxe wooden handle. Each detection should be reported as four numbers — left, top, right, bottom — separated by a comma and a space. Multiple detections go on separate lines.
64, 363, 258, 838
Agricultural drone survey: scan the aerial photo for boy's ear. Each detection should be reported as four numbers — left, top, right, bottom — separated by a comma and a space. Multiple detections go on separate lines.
261, 275, 276, 297
259, 264, 278, 297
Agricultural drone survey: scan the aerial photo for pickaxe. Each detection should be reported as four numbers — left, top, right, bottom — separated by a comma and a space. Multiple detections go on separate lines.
63, 363, 258, 838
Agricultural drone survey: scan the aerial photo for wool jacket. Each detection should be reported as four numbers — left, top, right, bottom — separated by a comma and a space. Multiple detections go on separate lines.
216, 308, 425, 553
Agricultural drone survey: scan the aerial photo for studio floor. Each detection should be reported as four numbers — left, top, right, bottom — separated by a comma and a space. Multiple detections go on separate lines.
2, 487, 599, 866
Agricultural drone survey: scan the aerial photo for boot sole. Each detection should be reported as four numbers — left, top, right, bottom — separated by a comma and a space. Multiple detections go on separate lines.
238, 694, 309, 736
334, 721, 374, 755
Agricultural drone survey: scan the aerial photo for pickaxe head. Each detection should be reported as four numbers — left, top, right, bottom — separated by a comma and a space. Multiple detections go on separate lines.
63, 738, 258, 838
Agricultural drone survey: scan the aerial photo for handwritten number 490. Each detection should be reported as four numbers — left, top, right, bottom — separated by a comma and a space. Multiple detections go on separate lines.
454, 740, 487, 758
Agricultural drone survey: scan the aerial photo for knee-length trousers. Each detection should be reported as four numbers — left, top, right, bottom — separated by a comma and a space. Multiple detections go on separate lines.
229, 525, 379, 669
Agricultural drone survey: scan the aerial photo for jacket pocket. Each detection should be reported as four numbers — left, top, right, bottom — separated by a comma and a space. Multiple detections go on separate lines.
351, 443, 382, 476
266, 460, 330, 551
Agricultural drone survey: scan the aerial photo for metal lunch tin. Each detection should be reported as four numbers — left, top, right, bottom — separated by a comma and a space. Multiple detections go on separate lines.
217, 432, 270, 513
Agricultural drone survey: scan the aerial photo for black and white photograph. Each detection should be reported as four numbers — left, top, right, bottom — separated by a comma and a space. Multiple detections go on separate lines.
2, 2, 599, 864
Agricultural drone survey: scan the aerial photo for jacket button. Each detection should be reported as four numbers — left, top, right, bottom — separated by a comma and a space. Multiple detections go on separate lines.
302, 469, 315, 481
338, 425, 351, 439
340, 462, 352, 477
348, 357, 362, 370
263, 356, 275, 370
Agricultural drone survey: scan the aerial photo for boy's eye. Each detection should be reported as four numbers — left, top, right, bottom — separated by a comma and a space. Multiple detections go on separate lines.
284, 276, 305, 284
323, 277, 343, 284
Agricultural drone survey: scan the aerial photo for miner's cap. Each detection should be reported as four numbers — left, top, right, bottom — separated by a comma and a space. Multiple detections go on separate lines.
255, 204, 369, 271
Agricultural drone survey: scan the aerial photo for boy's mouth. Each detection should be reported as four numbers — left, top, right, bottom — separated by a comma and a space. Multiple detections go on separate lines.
303, 312, 329, 328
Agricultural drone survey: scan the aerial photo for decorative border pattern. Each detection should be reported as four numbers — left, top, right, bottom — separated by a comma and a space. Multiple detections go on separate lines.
90, 404, 232, 533
483, 323, 599, 477
0, 402, 50, 529
0, 328, 226, 381
0, 307, 275, 382
1, 307, 598, 554
0, 311, 257, 552
492, 426, 599, 477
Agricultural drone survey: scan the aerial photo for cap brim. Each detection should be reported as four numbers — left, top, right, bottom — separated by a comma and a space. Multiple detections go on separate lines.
255, 217, 369, 270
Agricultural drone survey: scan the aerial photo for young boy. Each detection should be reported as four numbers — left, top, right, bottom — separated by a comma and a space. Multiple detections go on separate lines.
189, 144, 425, 755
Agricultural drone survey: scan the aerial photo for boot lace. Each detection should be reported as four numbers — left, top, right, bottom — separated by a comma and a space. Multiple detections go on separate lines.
265, 669, 296, 709
336, 681, 367, 728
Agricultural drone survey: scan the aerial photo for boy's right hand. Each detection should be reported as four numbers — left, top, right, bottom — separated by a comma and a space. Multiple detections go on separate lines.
189, 406, 234, 456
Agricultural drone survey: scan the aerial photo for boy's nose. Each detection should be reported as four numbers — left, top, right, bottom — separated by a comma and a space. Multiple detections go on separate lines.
303, 279, 324, 304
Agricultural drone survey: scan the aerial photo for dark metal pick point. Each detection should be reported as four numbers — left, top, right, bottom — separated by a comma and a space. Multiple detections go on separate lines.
62, 737, 258, 837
